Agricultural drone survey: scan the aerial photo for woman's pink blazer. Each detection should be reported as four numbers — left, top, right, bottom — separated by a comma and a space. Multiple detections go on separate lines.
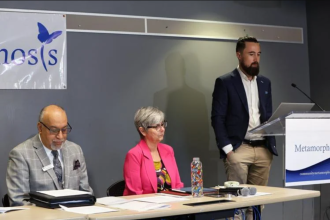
123, 139, 184, 195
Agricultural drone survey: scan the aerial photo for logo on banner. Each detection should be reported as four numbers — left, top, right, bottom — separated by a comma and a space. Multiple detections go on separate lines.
0, 22, 63, 72
37, 22, 62, 71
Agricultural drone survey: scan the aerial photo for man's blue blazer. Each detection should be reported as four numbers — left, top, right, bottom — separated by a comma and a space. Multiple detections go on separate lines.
211, 69, 278, 159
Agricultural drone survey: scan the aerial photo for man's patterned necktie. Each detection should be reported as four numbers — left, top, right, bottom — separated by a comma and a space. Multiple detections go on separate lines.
51, 150, 63, 188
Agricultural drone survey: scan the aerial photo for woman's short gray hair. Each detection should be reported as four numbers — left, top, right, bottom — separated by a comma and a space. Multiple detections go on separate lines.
134, 106, 165, 138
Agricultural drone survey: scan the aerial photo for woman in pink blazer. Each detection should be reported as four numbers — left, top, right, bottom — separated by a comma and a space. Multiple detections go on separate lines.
123, 106, 184, 195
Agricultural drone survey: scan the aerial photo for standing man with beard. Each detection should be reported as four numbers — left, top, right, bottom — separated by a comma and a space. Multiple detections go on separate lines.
6, 105, 93, 206
211, 36, 278, 219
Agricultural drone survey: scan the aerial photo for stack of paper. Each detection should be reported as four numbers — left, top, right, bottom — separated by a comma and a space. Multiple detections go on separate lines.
109, 201, 170, 212
238, 192, 271, 198
37, 189, 91, 197
97, 197, 129, 206
132, 195, 189, 203
0, 207, 29, 214
59, 205, 117, 214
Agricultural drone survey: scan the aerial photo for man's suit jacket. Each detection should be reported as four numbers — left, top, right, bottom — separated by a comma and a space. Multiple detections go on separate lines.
211, 69, 278, 158
6, 134, 93, 206
123, 139, 184, 195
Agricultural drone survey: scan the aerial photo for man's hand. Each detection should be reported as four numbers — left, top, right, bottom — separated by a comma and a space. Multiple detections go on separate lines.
227, 151, 234, 159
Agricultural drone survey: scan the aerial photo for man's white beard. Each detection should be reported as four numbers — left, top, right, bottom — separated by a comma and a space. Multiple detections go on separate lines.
50, 140, 65, 150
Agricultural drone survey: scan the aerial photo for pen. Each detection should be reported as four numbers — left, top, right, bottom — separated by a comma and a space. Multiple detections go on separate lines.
171, 189, 187, 193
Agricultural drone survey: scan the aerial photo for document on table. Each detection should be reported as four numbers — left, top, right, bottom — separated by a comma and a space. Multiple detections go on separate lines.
37, 189, 91, 197
0, 207, 29, 214
59, 205, 117, 214
97, 196, 129, 205
109, 201, 170, 212
132, 195, 189, 203
238, 192, 271, 198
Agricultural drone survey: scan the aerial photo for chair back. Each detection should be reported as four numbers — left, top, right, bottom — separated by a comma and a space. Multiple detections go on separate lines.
2, 194, 10, 207
106, 180, 126, 196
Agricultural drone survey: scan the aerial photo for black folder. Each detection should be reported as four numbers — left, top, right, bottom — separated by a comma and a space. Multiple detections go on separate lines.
29, 191, 96, 209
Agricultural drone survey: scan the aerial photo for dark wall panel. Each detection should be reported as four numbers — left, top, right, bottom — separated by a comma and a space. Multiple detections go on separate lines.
307, 1, 330, 219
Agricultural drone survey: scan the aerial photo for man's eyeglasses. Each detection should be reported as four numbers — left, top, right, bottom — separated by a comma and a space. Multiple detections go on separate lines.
147, 121, 167, 131
39, 121, 72, 134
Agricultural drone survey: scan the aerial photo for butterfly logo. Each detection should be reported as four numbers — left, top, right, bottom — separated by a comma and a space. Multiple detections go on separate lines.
37, 22, 62, 71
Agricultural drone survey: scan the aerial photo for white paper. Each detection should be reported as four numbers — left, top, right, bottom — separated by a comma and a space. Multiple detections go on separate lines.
157, 193, 192, 198
238, 192, 271, 198
59, 205, 117, 214
37, 189, 91, 197
132, 195, 189, 203
109, 201, 170, 212
0, 207, 29, 213
97, 196, 129, 206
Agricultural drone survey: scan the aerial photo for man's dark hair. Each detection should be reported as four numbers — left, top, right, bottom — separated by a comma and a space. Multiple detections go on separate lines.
236, 36, 259, 52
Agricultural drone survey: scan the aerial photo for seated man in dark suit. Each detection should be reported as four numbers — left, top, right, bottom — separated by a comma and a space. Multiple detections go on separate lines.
211, 36, 278, 220
6, 105, 93, 206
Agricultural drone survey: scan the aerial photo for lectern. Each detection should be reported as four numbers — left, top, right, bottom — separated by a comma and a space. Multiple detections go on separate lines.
249, 111, 330, 186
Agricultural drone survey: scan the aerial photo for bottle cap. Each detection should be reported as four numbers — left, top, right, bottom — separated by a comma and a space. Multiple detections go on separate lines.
193, 157, 200, 161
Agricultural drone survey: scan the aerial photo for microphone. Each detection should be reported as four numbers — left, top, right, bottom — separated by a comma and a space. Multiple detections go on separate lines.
291, 83, 325, 111
238, 187, 257, 196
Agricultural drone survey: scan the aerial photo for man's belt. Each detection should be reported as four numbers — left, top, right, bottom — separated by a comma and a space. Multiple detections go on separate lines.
243, 139, 266, 147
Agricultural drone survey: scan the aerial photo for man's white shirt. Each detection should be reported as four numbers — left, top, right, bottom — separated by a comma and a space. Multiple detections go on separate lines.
39, 134, 64, 174
222, 66, 264, 154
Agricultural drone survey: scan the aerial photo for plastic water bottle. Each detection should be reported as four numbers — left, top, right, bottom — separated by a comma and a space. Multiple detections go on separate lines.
191, 157, 203, 197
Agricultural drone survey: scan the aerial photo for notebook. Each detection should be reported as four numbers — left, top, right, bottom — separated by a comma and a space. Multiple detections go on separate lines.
171, 187, 218, 194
